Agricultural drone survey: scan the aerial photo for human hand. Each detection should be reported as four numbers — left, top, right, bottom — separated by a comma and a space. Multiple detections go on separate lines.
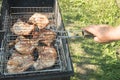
83, 24, 114, 43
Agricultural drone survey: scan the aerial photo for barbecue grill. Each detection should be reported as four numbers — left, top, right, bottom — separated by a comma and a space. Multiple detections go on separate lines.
0, 0, 74, 80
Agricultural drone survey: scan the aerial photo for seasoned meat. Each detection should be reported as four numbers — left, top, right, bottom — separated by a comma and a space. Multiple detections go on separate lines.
8, 36, 26, 47
7, 51, 34, 73
28, 13, 49, 29
15, 38, 38, 55
33, 46, 57, 70
32, 29, 56, 46
11, 20, 34, 35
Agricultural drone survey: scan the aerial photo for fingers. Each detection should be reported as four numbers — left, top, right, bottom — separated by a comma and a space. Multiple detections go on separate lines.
83, 24, 113, 43
94, 37, 103, 43
83, 24, 112, 37
94, 37, 112, 43
83, 25, 100, 37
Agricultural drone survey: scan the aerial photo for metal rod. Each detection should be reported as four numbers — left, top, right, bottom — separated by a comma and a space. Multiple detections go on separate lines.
1, 7, 74, 74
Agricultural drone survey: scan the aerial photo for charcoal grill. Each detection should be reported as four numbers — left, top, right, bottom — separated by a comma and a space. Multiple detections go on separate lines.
0, 0, 74, 80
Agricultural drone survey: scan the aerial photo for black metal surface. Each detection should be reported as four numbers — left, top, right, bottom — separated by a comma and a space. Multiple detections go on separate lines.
0, 0, 74, 80
8, 0, 55, 7
0, 31, 4, 46
2, 75, 71, 80
0, 16, 2, 30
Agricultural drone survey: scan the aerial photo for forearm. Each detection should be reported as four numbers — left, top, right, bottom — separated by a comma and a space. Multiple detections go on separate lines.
109, 26, 120, 41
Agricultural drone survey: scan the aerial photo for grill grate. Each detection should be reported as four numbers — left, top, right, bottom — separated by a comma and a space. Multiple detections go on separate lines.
0, 7, 68, 75
10, 7, 54, 13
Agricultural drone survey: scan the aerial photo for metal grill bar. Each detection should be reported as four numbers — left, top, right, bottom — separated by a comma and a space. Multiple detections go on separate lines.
0, 53, 4, 73
10, 13, 55, 26
3, 38, 67, 74
0, 43, 4, 74
10, 7, 54, 13
0, 7, 69, 74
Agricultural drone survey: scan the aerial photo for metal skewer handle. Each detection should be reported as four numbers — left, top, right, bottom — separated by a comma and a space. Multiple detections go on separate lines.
53, 29, 94, 39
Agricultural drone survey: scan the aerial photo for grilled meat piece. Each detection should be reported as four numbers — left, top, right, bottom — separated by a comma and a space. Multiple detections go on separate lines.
8, 36, 25, 47
11, 19, 34, 35
32, 29, 56, 46
15, 38, 38, 55
33, 46, 57, 70
7, 51, 34, 73
28, 13, 49, 29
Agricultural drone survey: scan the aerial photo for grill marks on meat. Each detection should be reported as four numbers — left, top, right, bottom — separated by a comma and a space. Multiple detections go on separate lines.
11, 20, 34, 35
28, 13, 49, 29
15, 38, 38, 55
32, 29, 56, 46
8, 36, 38, 55
33, 46, 57, 70
7, 51, 34, 73
7, 13, 57, 73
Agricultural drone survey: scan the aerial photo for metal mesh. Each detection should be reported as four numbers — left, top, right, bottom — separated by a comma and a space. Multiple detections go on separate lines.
0, 7, 68, 74
10, 7, 53, 13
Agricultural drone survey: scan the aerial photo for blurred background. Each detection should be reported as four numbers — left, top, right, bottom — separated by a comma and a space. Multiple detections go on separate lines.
59, 0, 120, 80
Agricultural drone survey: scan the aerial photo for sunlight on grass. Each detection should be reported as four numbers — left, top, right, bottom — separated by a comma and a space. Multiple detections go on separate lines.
59, 0, 120, 80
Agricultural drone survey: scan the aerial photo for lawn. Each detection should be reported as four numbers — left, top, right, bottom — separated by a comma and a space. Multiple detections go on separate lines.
59, 0, 120, 80
0, 0, 120, 80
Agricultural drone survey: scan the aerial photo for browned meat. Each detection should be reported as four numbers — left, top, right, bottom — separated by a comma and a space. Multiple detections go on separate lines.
7, 36, 39, 55
32, 29, 56, 46
7, 51, 34, 73
15, 37, 38, 55
33, 46, 57, 70
8, 36, 26, 47
28, 13, 49, 29
11, 20, 34, 35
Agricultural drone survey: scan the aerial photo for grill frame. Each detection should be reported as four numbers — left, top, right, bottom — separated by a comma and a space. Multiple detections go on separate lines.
0, 0, 74, 80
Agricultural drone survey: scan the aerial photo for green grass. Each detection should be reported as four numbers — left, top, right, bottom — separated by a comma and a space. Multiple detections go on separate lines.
59, 0, 120, 80
0, 0, 120, 80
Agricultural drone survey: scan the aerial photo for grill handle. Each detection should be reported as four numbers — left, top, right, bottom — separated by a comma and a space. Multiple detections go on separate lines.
53, 30, 94, 39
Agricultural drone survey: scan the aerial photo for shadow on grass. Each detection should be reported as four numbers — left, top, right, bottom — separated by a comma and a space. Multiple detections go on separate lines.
68, 37, 120, 80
